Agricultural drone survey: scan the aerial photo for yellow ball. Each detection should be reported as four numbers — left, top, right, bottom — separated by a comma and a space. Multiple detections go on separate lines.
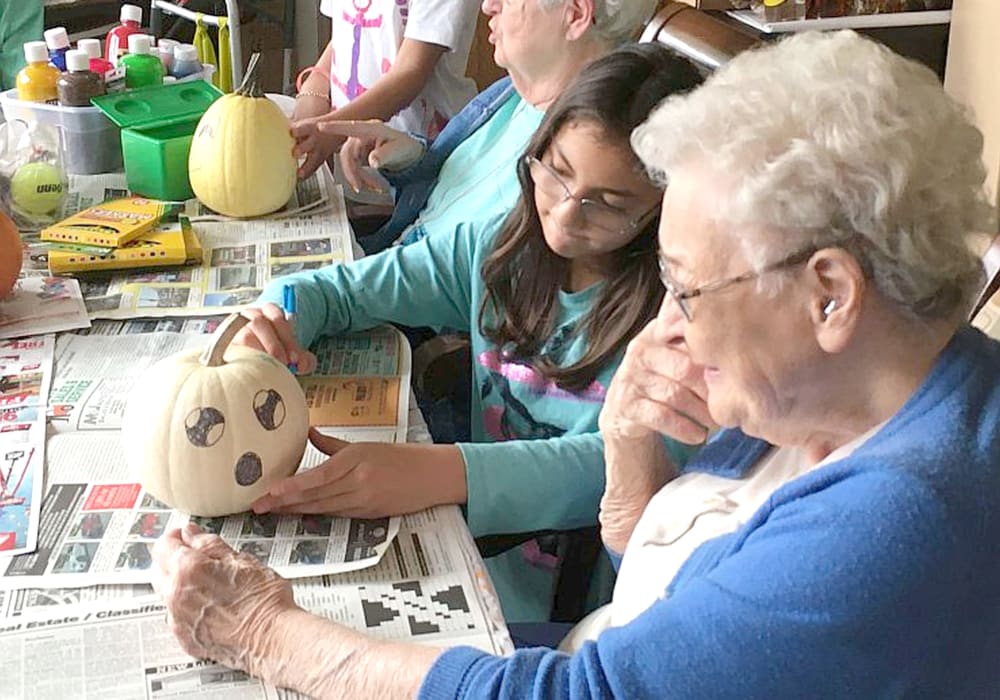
10, 162, 64, 216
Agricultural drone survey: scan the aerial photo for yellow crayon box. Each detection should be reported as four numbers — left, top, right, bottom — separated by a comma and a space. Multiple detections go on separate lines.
48, 223, 191, 274
40, 197, 169, 248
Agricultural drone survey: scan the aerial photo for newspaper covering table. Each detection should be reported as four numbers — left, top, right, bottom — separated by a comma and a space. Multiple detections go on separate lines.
20, 168, 355, 322
0, 396, 513, 698
0, 177, 513, 697
0, 505, 511, 700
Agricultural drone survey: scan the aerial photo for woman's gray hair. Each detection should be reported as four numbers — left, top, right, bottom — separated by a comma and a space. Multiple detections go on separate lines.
538, 0, 658, 46
633, 30, 996, 319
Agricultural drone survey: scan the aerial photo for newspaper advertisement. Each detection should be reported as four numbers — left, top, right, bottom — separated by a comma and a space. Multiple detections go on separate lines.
302, 326, 411, 443
0, 335, 54, 557
17, 170, 331, 274
0, 507, 510, 700
56, 168, 335, 228
182, 166, 335, 222
0, 276, 90, 339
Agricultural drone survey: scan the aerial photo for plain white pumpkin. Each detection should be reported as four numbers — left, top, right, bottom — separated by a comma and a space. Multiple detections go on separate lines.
121, 314, 309, 516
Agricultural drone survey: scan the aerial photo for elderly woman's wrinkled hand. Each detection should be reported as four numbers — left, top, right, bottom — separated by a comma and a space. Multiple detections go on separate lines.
600, 307, 714, 445
321, 120, 424, 192
152, 524, 298, 678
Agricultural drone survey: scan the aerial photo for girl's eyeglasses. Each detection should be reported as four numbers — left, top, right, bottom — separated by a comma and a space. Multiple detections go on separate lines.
525, 155, 654, 234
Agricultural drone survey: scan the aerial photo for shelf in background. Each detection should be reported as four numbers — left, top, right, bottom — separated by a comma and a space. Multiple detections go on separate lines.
726, 9, 951, 34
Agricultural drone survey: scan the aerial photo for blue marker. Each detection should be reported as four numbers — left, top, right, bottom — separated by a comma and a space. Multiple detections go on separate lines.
282, 284, 298, 374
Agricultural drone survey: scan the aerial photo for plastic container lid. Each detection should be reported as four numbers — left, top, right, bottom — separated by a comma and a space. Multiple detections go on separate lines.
173, 45, 198, 63
91, 79, 222, 130
121, 4, 143, 24
65, 49, 90, 73
128, 34, 152, 55
78, 38, 103, 60
23, 41, 48, 64
44, 27, 70, 51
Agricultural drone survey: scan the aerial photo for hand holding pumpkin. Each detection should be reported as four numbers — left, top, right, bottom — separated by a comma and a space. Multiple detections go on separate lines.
235, 304, 318, 376
153, 523, 299, 677
290, 116, 346, 181
251, 428, 468, 518
321, 120, 424, 192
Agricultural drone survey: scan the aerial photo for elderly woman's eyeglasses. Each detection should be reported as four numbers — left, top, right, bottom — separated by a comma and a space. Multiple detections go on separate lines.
525, 155, 653, 234
658, 246, 818, 322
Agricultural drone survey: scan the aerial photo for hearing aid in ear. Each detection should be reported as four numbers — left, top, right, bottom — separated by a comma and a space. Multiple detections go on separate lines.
822, 299, 837, 318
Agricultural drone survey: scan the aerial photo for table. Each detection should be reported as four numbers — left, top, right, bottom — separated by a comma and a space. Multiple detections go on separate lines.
0, 191, 511, 698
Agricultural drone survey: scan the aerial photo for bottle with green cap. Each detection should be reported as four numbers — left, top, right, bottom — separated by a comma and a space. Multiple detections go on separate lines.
16, 41, 60, 103
121, 34, 164, 90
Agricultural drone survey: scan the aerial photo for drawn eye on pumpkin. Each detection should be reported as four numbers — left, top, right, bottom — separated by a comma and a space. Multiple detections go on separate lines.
234, 451, 263, 486
253, 389, 286, 430
185, 407, 225, 447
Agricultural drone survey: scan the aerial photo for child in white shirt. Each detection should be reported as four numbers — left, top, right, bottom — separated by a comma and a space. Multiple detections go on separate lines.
293, 0, 480, 179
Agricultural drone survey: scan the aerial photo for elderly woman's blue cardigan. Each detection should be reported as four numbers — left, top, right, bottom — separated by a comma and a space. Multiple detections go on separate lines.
421, 325, 1000, 699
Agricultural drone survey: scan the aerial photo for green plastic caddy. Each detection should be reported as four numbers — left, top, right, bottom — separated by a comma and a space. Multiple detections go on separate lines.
92, 80, 222, 201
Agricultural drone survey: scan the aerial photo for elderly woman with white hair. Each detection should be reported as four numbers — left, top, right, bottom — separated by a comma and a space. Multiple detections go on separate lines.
321, 0, 659, 254
153, 30, 1000, 697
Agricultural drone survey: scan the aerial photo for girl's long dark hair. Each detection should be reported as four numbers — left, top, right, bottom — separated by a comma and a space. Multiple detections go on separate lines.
479, 43, 703, 392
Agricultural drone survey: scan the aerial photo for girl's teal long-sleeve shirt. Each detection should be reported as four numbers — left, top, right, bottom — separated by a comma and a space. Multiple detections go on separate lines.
257, 216, 692, 619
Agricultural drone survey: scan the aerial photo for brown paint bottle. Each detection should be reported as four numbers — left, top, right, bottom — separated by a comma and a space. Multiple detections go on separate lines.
57, 49, 107, 108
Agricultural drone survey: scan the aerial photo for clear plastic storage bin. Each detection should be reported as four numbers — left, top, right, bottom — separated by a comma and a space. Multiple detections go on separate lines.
0, 88, 123, 175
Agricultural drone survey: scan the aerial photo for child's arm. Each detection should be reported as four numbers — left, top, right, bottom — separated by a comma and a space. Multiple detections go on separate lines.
293, 38, 448, 179
292, 41, 334, 123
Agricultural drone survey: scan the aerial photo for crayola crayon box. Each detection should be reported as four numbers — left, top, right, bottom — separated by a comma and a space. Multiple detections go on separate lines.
40, 197, 171, 249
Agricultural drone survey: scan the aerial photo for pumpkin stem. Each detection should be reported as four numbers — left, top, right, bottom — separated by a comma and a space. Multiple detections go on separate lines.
236, 53, 264, 99
201, 313, 251, 367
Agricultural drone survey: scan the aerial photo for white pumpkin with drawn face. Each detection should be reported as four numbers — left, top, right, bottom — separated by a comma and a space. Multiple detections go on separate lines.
121, 314, 309, 516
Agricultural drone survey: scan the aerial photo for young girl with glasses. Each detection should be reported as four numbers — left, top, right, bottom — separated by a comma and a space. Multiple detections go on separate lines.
234, 43, 704, 623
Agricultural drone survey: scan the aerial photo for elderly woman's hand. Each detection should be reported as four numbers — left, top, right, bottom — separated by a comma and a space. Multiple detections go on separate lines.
152, 524, 298, 679
319, 120, 424, 192
599, 305, 713, 446
599, 306, 714, 552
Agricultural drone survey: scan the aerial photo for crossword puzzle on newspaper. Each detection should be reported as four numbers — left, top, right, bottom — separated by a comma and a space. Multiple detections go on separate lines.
359, 580, 478, 638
